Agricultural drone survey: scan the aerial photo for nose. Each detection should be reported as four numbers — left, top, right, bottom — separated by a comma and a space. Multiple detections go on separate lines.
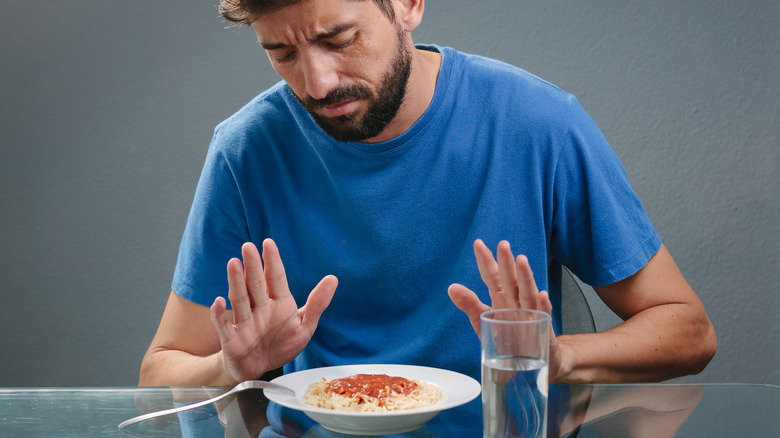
301, 50, 340, 101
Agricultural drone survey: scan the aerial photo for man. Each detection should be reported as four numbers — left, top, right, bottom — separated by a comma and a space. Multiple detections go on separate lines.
140, 0, 715, 394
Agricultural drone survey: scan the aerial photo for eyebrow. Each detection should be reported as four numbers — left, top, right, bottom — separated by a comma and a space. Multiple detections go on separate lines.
259, 22, 356, 51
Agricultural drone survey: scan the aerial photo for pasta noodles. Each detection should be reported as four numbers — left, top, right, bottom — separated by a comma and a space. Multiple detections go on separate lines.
303, 373, 443, 412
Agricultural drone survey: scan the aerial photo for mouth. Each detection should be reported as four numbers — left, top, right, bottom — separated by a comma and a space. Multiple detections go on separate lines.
319, 99, 360, 118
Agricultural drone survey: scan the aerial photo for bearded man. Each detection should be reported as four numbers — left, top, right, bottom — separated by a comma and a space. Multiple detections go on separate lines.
140, 0, 716, 434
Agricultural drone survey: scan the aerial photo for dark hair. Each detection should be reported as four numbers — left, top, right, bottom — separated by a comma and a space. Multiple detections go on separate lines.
218, 0, 395, 25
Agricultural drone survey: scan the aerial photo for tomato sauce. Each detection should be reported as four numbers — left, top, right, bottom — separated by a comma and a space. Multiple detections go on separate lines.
325, 374, 418, 405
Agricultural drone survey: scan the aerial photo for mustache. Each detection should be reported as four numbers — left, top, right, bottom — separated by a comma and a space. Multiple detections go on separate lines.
303, 85, 373, 109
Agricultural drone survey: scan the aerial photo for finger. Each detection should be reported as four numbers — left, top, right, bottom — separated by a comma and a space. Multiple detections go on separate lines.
241, 242, 268, 308
300, 275, 338, 333
210, 296, 235, 345
536, 289, 557, 335
496, 241, 520, 306
473, 240, 511, 308
537, 290, 564, 383
537, 290, 553, 315
537, 290, 559, 349
261, 239, 292, 300
448, 283, 492, 336
514, 254, 540, 309
227, 257, 252, 324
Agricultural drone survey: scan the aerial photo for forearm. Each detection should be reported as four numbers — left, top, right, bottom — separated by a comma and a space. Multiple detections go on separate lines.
139, 348, 238, 387
553, 303, 716, 383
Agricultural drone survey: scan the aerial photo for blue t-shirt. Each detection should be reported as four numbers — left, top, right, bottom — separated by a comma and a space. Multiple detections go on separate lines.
172, 45, 660, 384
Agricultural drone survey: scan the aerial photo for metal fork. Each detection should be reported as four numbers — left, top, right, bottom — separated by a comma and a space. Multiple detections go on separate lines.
117, 380, 295, 430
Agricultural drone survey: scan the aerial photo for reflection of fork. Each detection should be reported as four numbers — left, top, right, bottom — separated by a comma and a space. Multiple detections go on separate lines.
118, 380, 295, 431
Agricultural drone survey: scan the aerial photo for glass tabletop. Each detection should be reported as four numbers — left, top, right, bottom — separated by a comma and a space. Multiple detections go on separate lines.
0, 383, 777, 437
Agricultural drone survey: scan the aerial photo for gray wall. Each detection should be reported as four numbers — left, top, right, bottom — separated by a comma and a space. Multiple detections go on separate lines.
0, 1, 777, 386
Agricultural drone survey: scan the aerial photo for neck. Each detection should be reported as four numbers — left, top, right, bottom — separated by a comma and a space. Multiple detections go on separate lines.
364, 44, 442, 143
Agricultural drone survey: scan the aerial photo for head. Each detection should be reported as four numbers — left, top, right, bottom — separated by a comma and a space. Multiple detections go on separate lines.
221, 0, 423, 142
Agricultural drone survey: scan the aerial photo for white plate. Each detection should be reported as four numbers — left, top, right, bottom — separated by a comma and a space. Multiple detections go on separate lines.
266, 364, 481, 436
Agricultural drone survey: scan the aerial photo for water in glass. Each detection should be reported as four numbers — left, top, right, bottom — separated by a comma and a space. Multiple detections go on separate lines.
482, 356, 548, 438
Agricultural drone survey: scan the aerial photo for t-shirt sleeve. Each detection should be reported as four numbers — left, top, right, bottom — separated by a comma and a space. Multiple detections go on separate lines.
171, 134, 250, 308
550, 98, 661, 287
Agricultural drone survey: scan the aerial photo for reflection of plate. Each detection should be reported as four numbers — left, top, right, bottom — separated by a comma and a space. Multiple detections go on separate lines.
266, 364, 481, 436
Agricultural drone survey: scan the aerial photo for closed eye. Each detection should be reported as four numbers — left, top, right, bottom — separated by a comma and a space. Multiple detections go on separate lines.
274, 50, 297, 64
324, 35, 354, 50
261, 22, 358, 63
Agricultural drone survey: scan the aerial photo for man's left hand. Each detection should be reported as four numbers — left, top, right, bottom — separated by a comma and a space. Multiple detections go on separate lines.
448, 239, 563, 381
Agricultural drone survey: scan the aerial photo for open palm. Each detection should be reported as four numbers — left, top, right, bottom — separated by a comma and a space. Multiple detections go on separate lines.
210, 239, 337, 383
448, 240, 561, 381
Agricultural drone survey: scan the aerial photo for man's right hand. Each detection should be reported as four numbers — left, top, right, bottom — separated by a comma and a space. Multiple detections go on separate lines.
210, 239, 338, 384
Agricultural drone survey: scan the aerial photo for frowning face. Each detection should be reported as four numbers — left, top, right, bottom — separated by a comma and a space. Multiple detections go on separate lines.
252, 0, 412, 142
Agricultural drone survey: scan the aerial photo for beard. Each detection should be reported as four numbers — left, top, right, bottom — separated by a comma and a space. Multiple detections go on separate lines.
296, 26, 412, 142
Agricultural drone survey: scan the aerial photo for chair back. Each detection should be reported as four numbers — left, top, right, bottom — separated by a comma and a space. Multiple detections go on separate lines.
560, 267, 596, 334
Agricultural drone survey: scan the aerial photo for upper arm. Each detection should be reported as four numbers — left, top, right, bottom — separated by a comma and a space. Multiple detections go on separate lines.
594, 244, 705, 321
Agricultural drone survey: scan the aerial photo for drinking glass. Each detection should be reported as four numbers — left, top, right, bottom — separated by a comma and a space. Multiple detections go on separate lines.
481, 309, 550, 438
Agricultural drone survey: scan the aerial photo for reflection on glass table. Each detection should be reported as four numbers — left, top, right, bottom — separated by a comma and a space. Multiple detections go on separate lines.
0, 383, 777, 437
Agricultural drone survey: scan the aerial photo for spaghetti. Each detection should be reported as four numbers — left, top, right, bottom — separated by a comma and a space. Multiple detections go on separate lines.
303, 373, 443, 412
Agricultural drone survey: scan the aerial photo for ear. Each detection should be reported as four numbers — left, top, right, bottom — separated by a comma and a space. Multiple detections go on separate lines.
393, 0, 425, 33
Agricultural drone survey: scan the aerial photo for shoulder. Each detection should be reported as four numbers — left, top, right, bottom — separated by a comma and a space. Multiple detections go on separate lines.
209, 81, 299, 157
447, 47, 574, 102
437, 46, 585, 130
